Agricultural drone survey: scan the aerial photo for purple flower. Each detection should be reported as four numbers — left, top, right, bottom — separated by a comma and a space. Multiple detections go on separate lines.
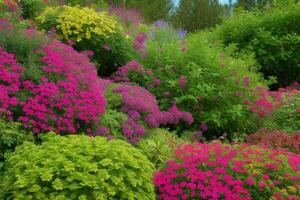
178, 28, 188, 38
154, 20, 168, 27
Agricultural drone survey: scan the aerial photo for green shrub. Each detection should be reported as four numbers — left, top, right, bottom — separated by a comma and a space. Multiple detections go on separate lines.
137, 128, 185, 169
0, 118, 34, 165
213, 3, 300, 88
0, 134, 156, 200
18, 0, 46, 19
97, 109, 128, 139
125, 32, 266, 139
36, 5, 134, 76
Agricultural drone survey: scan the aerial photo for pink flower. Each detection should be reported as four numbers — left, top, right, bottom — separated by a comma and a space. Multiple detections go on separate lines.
103, 44, 111, 51
258, 181, 266, 189
246, 178, 255, 185
178, 76, 187, 89
296, 107, 300, 113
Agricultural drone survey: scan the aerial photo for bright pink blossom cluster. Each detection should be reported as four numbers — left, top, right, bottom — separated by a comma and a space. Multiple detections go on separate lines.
0, 47, 22, 118
154, 143, 300, 200
246, 84, 300, 117
0, 39, 106, 134
133, 32, 147, 52
113, 85, 193, 143
112, 59, 145, 82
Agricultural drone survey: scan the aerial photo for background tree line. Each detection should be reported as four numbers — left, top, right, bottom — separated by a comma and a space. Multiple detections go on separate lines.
109, 0, 299, 32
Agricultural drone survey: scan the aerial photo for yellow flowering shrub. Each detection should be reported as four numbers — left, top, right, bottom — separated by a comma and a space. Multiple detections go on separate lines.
36, 5, 134, 76
37, 5, 118, 42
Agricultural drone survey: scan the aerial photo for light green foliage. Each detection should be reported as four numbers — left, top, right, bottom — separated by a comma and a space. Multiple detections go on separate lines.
1, 134, 156, 200
0, 118, 34, 165
104, 83, 123, 109
137, 128, 185, 169
213, 3, 300, 88
98, 109, 127, 139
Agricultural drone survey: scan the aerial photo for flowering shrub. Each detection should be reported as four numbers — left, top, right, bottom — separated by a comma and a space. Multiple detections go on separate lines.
246, 129, 300, 154
0, 47, 22, 118
0, 25, 106, 134
119, 32, 266, 138
1, 134, 156, 199
154, 142, 300, 200
111, 84, 193, 143
265, 91, 300, 133
37, 6, 117, 42
36, 5, 134, 76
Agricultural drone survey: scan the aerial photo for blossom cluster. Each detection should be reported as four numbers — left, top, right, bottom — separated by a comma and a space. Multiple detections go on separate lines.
154, 142, 300, 200
113, 84, 193, 143
0, 38, 106, 134
0, 47, 22, 118
241, 80, 300, 118
37, 5, 118, 42
112, 59, 145, 82
133, 32, 148, 52
246, 128, 300, 154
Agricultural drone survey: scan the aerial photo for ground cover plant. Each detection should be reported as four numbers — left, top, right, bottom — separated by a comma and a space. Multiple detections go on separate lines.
0, 0, 299, 199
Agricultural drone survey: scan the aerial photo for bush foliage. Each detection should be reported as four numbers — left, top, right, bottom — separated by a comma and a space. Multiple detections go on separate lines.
213, 3, 300, 88
1, 134, 156, 200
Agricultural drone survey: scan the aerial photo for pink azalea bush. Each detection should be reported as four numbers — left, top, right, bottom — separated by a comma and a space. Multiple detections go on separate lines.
154, 142, 300, 200
0, 34, 106, 134
0, 47, 22, 118
113, 84, 193, 144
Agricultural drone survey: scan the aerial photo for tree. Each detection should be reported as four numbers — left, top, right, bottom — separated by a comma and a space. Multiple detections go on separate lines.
173, 0, 224, 32
109, 0, 173, 22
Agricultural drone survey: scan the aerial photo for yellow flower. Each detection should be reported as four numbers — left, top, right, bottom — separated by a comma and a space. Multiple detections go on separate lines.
37, 5, 119, 42
287, 186, 297, 193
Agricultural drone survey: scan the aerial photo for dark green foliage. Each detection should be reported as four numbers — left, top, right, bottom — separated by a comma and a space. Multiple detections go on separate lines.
172, 0, 224, 32
75, 30, 135, 77
0, 118, 34, 164
214, 3, 300, 88
1, 134, 156, 200
18, 0, 46, 19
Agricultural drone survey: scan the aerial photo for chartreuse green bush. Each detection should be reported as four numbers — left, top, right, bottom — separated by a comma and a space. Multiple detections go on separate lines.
36, 5, 134, 76
213, 3, 300, 88
126, 31, 266, 139
0, 134, 156, 200
137, 128, 185, 169
0, 118, 34, 165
